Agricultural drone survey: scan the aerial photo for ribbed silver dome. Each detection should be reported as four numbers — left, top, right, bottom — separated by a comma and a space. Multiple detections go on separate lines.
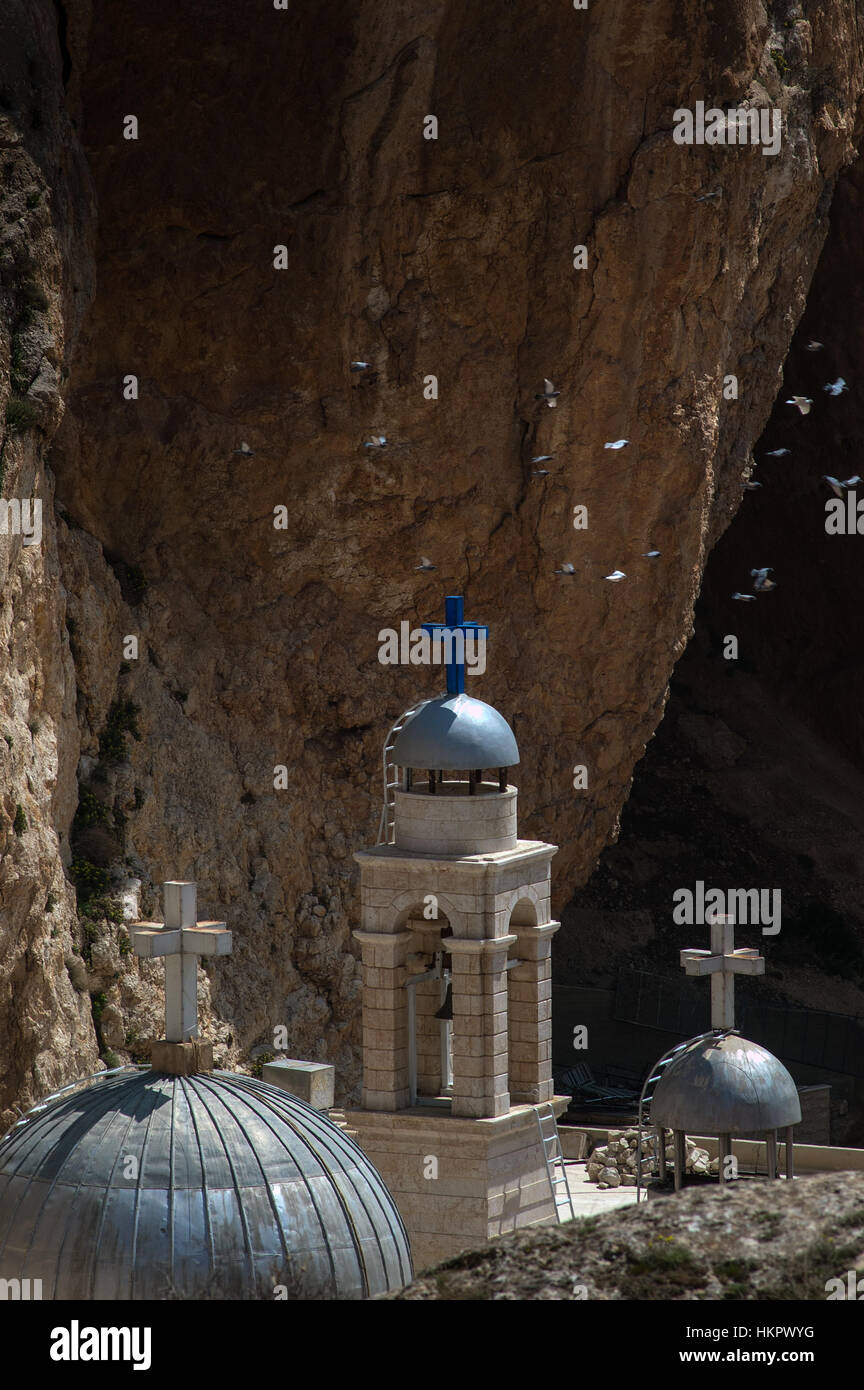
0, 1070, 412, 1300
651, 1035, 801, 1134
392, 694, 519, 771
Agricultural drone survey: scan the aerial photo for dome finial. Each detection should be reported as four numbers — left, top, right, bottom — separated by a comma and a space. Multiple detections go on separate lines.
680, 910, 765, 1030
131, 881, 232, 1073
420, 594, 488, 695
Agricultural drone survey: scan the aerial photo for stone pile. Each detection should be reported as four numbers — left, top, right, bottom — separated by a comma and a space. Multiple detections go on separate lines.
587, 1129, 718, 1188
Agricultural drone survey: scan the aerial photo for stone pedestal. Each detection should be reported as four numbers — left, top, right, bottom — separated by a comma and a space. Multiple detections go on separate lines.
262, 1059, 335, 1109
151, 1039, 213, 1075
345, 1098, 570, 1270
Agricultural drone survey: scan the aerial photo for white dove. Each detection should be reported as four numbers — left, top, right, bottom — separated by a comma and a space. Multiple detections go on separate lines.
750, 567, 776, 592
763, 448, 791, 457
364, 435, 387, 448
554, 562, 576, 575
604, 439, 629, 450
824, 378, 847, 396
823, 475, 861, 498
415, 557, 436, 572
732, 592, 757, 602
604, 570, 627, 582
233, 442, 254, 456
785, 396, 812, 414
536, 379, 560, 407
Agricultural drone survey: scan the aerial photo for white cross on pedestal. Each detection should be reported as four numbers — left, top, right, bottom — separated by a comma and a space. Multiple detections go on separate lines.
131, 881, 232, 1042
680, 913, 765, 1030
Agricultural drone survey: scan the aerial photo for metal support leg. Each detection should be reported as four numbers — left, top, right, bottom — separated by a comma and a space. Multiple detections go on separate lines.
655, 1125, 665, 1181
673, 1130, 685, 1191
785, 1126, 795, 1180
766, 1129, 778, 1179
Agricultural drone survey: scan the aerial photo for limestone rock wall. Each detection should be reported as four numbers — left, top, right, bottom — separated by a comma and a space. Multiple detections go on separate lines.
0, 0, 99, 1130
3, 1, 864, 1125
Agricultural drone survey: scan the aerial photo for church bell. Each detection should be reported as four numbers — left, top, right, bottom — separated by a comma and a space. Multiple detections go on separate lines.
434, 982, 453, 1021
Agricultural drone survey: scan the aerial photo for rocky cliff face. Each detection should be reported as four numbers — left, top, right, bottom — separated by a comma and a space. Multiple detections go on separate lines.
0, 0, 100, 1126
2, 1, 864, 1128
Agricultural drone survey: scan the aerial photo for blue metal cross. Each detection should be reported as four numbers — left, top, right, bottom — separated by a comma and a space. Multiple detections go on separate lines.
421, 595, 488, 695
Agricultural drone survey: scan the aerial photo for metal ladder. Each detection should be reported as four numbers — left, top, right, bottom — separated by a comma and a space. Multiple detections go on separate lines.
636, 1028, 733, 1201
536, 1102, 576, 1223
376, 701, 430, 844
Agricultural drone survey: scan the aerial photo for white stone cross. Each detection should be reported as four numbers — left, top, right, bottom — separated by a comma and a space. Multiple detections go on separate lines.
131, 881, 232, 1042
680, 912, 764, 1030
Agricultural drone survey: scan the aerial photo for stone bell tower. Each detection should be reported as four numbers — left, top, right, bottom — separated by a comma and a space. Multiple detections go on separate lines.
345, 597, 568, 1268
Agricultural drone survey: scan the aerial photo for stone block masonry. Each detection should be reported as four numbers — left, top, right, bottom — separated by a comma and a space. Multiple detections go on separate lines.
345, 1100, 569, 1269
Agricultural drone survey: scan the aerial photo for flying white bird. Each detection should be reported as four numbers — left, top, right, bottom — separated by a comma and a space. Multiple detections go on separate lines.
695, 188, 721, 202
350, 361, 371, 371
233, 442, 253, 456
751, 567, 777, 592
744, 481, 763, 490
536, 379, 560, 407
364, 435, 387, 448
732, 592, 757, 602
803, 340, 824, 352
554, 562, 576, 575
642, 550, 661, 557
824, 378, 847, 396
415, 557, 436, 572
531, 455, 555, 463
763, 448, 791, 457
533, 469, 551, 477
604, 439, 629, 450
785, 396, 812, 414
822, 474, 862, 498
604, 570, 627, 582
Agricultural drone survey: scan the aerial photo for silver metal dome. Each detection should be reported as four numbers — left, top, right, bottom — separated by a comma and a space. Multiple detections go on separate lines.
0, 1069, 412, 1300
651, 1034, 801, 1134
392, 694, 519, 771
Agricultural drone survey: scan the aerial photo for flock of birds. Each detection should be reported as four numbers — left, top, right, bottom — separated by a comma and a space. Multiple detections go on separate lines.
533, 379, 643, 582
529, 341, 851, 599
730, 339, 853, 603
234, 346, 851, 599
